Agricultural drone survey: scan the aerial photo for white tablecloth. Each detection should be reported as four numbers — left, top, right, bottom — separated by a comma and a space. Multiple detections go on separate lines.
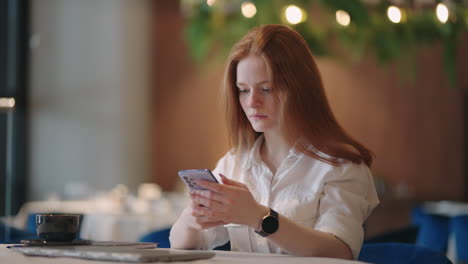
79, 212, 174, 242
0, 245, 368, 264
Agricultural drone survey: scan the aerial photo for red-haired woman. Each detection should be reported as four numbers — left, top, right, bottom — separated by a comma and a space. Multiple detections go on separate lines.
170, 24, 379, 260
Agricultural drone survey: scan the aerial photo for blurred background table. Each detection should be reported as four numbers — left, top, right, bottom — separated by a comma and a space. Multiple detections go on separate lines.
1, 184, 188, 243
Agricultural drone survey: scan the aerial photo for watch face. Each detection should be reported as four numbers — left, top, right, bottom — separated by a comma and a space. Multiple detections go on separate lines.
262, 216, 279, 234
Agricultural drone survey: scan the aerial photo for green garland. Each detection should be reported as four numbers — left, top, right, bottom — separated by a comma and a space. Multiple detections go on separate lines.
183, 0, 468, 87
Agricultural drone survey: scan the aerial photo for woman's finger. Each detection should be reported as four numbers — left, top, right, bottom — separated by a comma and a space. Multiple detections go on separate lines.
219, 174, 247, 189
189, 201, 207, 216
193, 203, 225, 220
191, 193, 226, 211
190, 190, 230, 205
195, 180, 225, 193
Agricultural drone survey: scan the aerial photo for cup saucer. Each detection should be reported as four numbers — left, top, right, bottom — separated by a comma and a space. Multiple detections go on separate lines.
21, 239, 92, 247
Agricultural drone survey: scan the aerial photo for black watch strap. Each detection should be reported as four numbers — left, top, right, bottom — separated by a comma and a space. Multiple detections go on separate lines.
255, 208, 279, 237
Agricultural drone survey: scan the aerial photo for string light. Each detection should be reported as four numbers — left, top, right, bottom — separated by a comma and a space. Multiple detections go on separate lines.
206, 0, 216, 7
436, 3, 449, 23
241, 1, 257, 18
186, 0, 467, 88
0, 98, 15, 109
336, 10, 351, 27
387, 6, 402, 23
285, 5, 306, 25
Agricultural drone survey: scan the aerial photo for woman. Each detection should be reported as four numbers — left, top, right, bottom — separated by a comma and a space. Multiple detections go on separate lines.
169, 24, 379, 260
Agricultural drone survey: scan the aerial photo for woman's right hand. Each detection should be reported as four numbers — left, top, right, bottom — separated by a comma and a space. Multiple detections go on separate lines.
170, 198, 226, 249
180, 199, 228, 230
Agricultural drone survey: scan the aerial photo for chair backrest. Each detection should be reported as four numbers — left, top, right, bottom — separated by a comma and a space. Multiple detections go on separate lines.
0, 222, 37, 243
358, 243, 453, 264
415, 213, 450, 253
451, 215, 468, 262
139, 228, 171, 248
411, 206, 426, 226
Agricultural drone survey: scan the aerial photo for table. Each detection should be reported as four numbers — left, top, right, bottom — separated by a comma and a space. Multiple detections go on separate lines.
0, 245, 368, 264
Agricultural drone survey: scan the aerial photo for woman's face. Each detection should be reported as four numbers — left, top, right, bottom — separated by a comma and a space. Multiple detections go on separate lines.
236, 55, 280, 134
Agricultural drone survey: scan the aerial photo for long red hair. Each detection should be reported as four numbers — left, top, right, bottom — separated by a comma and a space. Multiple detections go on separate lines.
221, 24, 373, 166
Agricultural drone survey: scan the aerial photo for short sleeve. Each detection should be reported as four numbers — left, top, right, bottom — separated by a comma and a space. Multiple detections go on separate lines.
314, 162, 379, 259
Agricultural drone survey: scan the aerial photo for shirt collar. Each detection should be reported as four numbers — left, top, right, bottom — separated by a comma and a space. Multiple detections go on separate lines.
241, 134, 265, 170
241, 134, 304, 170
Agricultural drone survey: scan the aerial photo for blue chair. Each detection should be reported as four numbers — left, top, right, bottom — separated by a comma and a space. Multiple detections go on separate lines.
358, 243, 453, 264
416, 213, 450, 253
410, 205, 426, 226
139, 228, 172, 248
26, 213, 38, 234
0, 222, 37, 243
451, 215, 468, 263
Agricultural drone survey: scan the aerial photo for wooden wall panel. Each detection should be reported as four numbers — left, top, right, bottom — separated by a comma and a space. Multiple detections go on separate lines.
152, 1, 466, 200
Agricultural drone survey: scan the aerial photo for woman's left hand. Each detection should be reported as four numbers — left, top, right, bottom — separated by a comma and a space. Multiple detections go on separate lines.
190, 174, 268, 229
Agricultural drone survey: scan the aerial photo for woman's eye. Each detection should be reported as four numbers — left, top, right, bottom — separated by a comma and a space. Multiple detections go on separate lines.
262, 88, 271, 93
238, 89, 249, 94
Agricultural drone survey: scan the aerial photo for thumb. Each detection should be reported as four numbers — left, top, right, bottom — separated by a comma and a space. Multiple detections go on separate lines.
219, 174, 247, 189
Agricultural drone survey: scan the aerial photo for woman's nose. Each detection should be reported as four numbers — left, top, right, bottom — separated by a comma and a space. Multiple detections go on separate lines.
247, 92, 262, 108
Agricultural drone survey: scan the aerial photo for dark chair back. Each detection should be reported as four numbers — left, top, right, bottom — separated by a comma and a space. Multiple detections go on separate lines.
451, 215, 468, 263
139, 228, 171, 248
358, 242, 452, 264
416, 213, 450, 253
0, 222, 37, 243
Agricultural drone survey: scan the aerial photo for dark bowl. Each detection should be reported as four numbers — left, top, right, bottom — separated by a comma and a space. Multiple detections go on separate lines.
36, 214, 81, 242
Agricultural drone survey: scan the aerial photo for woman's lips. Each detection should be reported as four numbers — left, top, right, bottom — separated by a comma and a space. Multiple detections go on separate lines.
250, 114, 267, 120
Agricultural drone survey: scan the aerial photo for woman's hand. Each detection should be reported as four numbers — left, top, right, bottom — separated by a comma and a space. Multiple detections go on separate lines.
190, 174, 269, 229
179, 199, 227, 230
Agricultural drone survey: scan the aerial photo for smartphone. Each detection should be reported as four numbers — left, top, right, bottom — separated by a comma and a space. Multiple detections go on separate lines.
178, 169, 219, 190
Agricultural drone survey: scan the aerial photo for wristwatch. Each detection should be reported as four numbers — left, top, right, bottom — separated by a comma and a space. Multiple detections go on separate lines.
255, 208, 279, 237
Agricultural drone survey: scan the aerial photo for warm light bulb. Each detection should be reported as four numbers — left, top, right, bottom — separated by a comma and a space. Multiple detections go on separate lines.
241, 1, 257, 18
436, 3, 449, 23
387, 6, 402, 23
285, 5, 304, 25
206, 0, 216, 7
0, 98, 15, 109
336, 10, 351, 26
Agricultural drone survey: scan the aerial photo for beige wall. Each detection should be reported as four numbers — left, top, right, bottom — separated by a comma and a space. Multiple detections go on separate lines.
28, 0, 154, 200
152, 1, 466, 201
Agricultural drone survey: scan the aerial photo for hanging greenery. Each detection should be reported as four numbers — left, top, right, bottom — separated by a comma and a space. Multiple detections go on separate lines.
182, 0, 468, 87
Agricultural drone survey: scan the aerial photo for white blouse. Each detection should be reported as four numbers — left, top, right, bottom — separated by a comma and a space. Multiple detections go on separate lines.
200, 135, 379, 259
